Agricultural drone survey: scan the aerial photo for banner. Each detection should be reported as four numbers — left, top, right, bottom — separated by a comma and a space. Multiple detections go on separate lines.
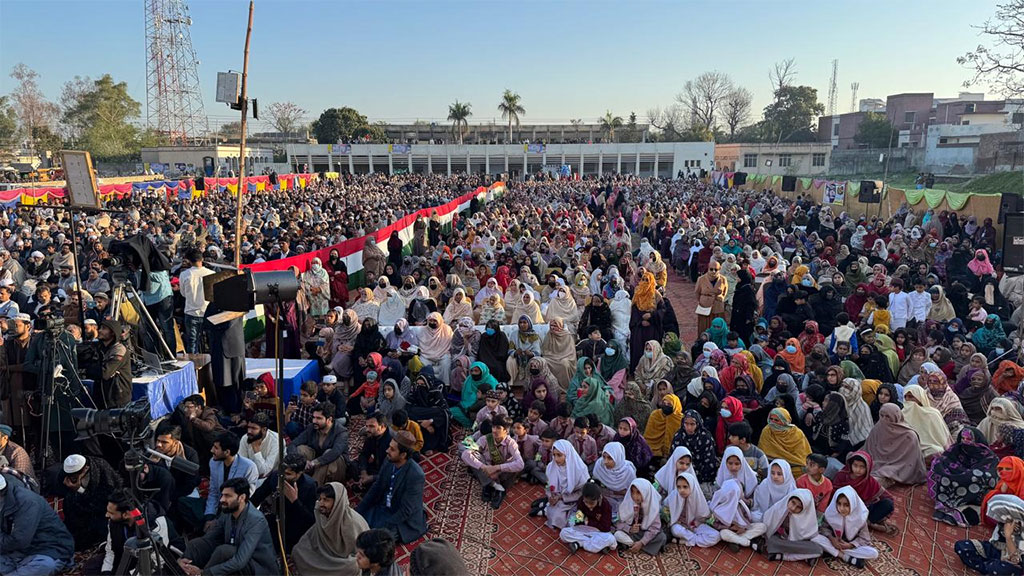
524, 143, 545, 154
244, 182, 507, 287
823, 181, 846, 205
389, 144, 411, 154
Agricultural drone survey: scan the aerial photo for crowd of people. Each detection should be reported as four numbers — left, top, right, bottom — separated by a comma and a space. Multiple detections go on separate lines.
0, 168, 1022, 575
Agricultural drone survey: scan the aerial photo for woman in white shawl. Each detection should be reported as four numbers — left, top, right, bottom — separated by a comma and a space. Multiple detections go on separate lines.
545, 286, 580, 333
752, 459, 797, 522
840, 378, 874, 447
509, 291, 544, 325
756, 488, 823, 562
349, 287, 380, 322
503, 280, 525, 322
543, 439, 591, 529
292, 482, 368, 576
474, 277, 503, 306
372, 276, 392, 304
377, 287, 407, 329
301, 257, 330, 317
442, 288, 474, 326
541, 318, 577, 393
609, 289, 632, 344
589, 268, 605, 296
901, 384, 953, 459
979, 397, 1024, 449
637, 238, 656, 264
476, 293, 505, 326
850, 226, 867, 251
666, 471, 720, 547
750, 250, 767, 275
418, 312, 454, 386
592, 442, 637, 509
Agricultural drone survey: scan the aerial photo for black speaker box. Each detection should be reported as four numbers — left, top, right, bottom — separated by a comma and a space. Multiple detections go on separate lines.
858, 180, 881, 203
999, 192, 1023, 224
781, 176, 797, 192
1004, 212, 1024, 274
733, 172, 747, 185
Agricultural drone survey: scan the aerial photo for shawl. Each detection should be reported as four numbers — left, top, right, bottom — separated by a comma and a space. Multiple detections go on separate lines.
927, 286, 957, 323
928, 426, 999, 526
822, 486, 869, 543
572, 375, 614, 426
902, 384, 954, 457
541, 318, 577, 384
979, 397, 1024, 445
654, 446, 693, 493
926, 372, 968, 424
376, 379, 408, 424
592, 441, 637, 492
609, 289, 632, 330
865, 403, 927, 484
968, 249, 996, 276
419, 312, 454, 360
982, 456, 1024, 523
545, 287, 579, 325
739, 350, 764, 392
292, 482, 368, 576
333, 308, 362, 347
643, 393, 683, 458
993, 361, 1024, 396
761, 488, 819, 542
612, 382, 652, 431
674, 410, 719, 483
442, 288, 474, 326
547, 439, 591, 496
373, 276, 392, 304
973, 314, 1007, 352
599, 341, 630, 382
959, 368, 997, 424
778, 338, 806, 374
350, 288, 380, 321
666, 471, 711, 528
618, 478, 661, 531
709, 479, 753, 528
715, 396, 745, 452
459, 362, 498, 411
523, 377, 559, 420
833, 451, 887, 505
898, 348, 927, 386
632, 271, 657, 312
615, 417, 654, 471
474, 278, 503, 306
840, 378, 874, 445
707, 317, 729, 349
716, 445, 759, 497
377, 288, 407, 328
511, 292, 544, 325
758, 408, 812, 474
385, 318, 419, 351
752, 459, 797, 521
636, 340, 675, 397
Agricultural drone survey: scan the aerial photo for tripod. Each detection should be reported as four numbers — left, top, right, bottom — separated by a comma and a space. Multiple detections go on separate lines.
33, 328, 94, 472
110, 280, 176, 372
114, 448, 186, 576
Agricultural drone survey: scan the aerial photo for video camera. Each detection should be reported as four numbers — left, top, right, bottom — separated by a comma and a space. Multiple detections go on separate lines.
71, 397, 151, 442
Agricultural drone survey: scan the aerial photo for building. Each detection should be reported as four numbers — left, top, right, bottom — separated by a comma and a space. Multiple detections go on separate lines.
714, 143, 831, 176
819, 111, 871, 150
379, 122, 650, 145
924, 101, 1024, 173
285, 142, 712, 178
858, 98, 886, 113
141, 145, 279, 177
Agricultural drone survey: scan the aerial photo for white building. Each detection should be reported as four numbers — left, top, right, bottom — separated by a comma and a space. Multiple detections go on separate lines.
285, 142, 713, 178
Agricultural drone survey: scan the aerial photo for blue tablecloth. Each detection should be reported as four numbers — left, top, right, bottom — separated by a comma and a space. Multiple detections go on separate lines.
132, 360, 199, 418
244, 358, 319, 403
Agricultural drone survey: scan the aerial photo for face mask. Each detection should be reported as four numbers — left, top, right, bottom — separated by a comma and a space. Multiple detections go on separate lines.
529, 368, 541, 376
660, 405, 674, 415
801, 277, 812, 286
342, 317, 351, 326
703, 350, 711, 358
785, 345, 797, 354
471, 373, 482, 381
720, 408, 733, 419
428, 322, 438, 329
485, 328, 496, 336
605, 347, 615, 356
404, 283, 413, 289
996, 348, 1005, 355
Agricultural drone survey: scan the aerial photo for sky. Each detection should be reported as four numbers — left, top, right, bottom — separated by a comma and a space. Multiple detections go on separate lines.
0, 0, 1006, 131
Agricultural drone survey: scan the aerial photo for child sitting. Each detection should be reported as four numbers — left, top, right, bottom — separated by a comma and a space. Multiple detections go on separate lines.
727, 421, 768, 479
614, 479, 667, 555
796, 453, 834, 515
591, 442, 636, 509
813, 486, 878, 568
716, 446, 759, 500
666, 471, 720, 548
709, 478, 767, 551
751, 488, 823, 564
559, 482, 616, 554
549, 404, 574, 439
752, 460, 797, 522
512, 419, 542, 484
526, 401, 549, 436
474, 390, 509, 430
348, 370, 380, 415
653, 446, 692, 497
569, 417, 599, 468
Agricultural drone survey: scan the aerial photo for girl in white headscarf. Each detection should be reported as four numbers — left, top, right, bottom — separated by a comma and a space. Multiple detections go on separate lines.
753, 488, 823, 562
614, 478, 668, 555
715, 445, 759, 498
709, 479, 767, 549
666, 471, 720, 547
752, 459, 797, 523
811, 486, 878, 568
592, 442, 637, 509
543, 439, 591, 529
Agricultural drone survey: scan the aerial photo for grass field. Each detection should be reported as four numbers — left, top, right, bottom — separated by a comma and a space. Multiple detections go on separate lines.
832, 171, 1023, 195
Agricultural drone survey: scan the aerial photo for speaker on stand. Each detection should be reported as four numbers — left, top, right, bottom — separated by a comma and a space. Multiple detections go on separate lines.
858, 180, 882, 203
1003, 212, 1024, 275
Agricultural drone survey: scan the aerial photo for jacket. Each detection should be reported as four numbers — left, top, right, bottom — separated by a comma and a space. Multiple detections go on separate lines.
186, 503, 278, 576
288, 422, 349, 466
0, 474, 74, 562
205, 455, 258, 516
694, 273, 728, 314
356, 459, 428, 543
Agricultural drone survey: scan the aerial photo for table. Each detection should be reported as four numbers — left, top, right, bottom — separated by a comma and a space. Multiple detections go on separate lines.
244, 358, 320, 403
132, 360, 199, 419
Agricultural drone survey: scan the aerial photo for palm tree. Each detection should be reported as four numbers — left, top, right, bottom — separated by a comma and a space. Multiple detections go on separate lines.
498, 89, 525, 143
599, 111, 624, 142
447, 100, 472, 144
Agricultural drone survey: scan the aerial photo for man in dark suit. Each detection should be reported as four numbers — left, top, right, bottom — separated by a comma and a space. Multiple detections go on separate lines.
178, 477, 277, 576
355, 431, 427, 544
203, 303, 246, 414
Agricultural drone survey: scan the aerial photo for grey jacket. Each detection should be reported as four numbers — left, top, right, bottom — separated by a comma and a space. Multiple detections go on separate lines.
187, 503, 278, 576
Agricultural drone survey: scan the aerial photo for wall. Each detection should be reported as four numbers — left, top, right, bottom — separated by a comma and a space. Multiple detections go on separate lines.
828, 147, 925, 176
714, 143, 830, 175
886, 93, 935, 147
977, 132, 1024, 172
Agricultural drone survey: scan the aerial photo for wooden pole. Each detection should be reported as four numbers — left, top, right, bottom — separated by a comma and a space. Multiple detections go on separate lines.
233, 0, 254, 269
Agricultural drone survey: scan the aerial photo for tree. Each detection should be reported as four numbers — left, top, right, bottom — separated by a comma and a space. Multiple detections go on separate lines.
9, 63, 58, 148
722, 87, 753, 139
310, 107, 376, 143
30, 125, 63, 158
958, 0, 1024, 97
625, 111, 639, 142
57, 75, 92, 143
854, 111, 898, 148
762, 85, 825, 143
676, 71, 734, 132
61, 74, 142, 159
447, 100, 472, 144
265, 101, 306, 133
497, 89, 525, 143
0, 96, 17, 147
646, 106, 713, 142
769, 58, 798, 94
218, 121, 244, 141
599, 110, 624, 142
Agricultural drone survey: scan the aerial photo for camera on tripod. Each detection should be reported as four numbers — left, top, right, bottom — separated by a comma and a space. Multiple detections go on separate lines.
71, 397, 151, 442
33, 314, 65, 336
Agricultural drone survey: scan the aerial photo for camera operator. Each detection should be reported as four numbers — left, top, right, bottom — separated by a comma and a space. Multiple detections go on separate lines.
249, 452, 316, 555
83, 319, 131, 411
0, 473, 75, 576
84, 488, 172, 576
58, 454, 124, 550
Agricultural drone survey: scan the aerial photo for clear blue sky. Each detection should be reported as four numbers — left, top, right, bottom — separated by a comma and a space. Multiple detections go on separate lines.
0, 0, 1004, 130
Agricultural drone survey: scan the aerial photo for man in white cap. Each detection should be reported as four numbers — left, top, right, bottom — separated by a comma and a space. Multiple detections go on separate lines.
0, 472, 75, 576
23, 251, 52, 284
60, 453, 124, 550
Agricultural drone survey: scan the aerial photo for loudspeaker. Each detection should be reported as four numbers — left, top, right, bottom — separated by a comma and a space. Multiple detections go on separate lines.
1004, 212, 1024, 274
858, 180, 881, 203
733, 172, 747, 185
781, 176, 797, 192
999, 193, 1024, 224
